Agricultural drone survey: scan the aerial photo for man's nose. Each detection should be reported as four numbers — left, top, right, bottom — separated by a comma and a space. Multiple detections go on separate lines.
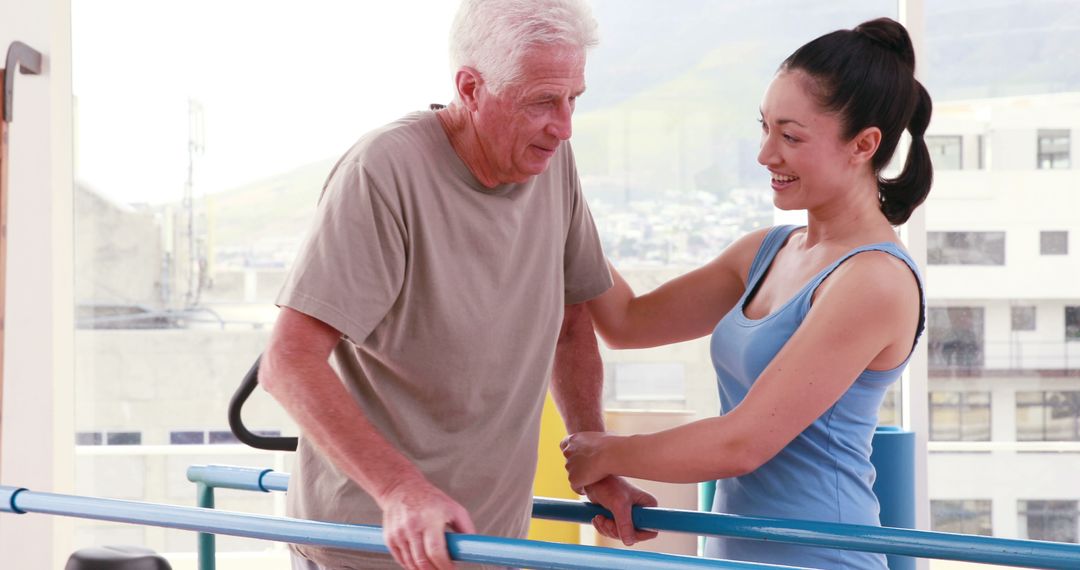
546, 100, 573, 141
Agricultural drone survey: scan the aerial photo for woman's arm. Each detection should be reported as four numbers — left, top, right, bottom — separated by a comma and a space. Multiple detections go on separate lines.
586, 228, 768, 349
564, 252, 921, 486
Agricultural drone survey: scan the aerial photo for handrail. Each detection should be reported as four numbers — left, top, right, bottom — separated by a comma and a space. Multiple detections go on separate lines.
186, 464, 1080, 569
228, 355, 298, 452
0, 485, 801, 570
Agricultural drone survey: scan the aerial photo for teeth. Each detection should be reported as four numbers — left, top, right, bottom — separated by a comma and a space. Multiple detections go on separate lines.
772, 173, 798, 183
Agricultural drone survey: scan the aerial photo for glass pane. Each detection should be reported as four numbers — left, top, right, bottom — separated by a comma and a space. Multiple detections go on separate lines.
1019, 500, 1080, 543
925, 0, 1080, 547
71, 0, 461, 560
932, 499, 992, 536
583, 0, 895, 427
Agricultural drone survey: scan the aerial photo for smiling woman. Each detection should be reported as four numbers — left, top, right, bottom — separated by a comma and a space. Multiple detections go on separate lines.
561, 17, 931, 569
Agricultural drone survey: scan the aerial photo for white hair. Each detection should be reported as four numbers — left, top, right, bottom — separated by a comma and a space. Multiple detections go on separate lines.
449, 0, 599, 95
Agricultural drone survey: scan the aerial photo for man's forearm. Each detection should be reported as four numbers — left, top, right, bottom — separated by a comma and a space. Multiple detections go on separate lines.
261, 350, 427, 505
551, 303, 605, 433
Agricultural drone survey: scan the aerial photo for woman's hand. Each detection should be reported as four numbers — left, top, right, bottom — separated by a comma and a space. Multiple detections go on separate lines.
560, 431, 621, 493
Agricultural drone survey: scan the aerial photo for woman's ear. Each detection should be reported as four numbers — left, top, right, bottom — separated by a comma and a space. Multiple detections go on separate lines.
850, 126, 882, 166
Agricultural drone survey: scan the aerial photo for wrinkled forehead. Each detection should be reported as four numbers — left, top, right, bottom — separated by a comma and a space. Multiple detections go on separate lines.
512, 44, 587, 90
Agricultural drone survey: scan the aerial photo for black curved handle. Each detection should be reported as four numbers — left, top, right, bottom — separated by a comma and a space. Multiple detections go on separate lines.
228, 355, 298, 452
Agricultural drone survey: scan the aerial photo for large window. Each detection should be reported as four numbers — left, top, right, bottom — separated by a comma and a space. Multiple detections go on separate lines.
927, 307, 985, 369
927, 135, 963, 170
1018, 500, 1079, 543
1016, 391, 1080, 442
59, 0, 1080, 563
1038, 129, 1071, 170
927, 232, 1005, 265
1011, 306, 1036, 332
1067, 307, 1080, 341
1041, 231, 1068, 256
72, 0, 905, 561
929, 391, 991, 441
931, 500, 992, 536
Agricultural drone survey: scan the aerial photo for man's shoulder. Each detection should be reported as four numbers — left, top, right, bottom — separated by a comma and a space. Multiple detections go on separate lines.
345, 110, 439, 166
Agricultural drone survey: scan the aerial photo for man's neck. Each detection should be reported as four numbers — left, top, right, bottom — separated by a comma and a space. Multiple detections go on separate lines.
435, 105, 499, 188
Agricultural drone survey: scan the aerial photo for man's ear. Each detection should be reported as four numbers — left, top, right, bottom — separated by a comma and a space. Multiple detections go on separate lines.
455, 67, 483, 112
851, 126, 882, 166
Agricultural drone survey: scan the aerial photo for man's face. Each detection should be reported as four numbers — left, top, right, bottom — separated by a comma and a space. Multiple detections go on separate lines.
472, 44, 586, 185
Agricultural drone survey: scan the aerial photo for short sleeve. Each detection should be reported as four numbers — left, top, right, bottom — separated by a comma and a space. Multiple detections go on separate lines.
276, 160, 406, 343
562, 170, 612, 304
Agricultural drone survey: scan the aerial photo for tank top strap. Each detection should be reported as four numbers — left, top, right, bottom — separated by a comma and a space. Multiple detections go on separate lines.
801, 241, 927, 349
745, 225, 803, 292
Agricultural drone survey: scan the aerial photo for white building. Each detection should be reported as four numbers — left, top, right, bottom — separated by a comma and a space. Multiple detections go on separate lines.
922, 93, 1080, 544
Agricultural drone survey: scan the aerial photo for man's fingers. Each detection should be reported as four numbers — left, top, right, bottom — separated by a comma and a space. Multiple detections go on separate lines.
612, 503, 636, 546
421, 527, 453, 570
592, 515, 619, 540
389, 539, 415, 570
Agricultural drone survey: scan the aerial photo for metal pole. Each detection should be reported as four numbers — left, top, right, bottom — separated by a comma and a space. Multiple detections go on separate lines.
185, 465, 1080, 569
531, 499, 1080, 570
0, 486, 797, 570
196, 482, 215, 570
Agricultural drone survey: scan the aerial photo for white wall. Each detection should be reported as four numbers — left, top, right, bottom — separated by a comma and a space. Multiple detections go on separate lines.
0, 0, 75, 568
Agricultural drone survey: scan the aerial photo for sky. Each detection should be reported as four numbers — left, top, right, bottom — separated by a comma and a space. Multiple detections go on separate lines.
72, 0, 460, 204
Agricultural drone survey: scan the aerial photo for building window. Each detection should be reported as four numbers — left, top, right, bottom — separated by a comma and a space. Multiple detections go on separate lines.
927, 232, 1005, 265
1017, 391, 1080, 441
1037, 129, 1071, 169
208, 430, 240, 444
169, 430, 206, 445
1068, 307, 1080, 342
1019, 500, 1079, 543
78, 430, 143, 445
927, 135, 962, 170
75, 431, 103, 446
1041, 231, 1068, 255
104, 431, 142, 445
168, 429, 281, 445
930, 391, 991, 441
932, 500, 992, 536
1011, 306, 1036, 331
928, 307, 985, 369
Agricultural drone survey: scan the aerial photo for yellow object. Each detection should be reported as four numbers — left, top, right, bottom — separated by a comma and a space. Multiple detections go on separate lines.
527, 391, 580, 543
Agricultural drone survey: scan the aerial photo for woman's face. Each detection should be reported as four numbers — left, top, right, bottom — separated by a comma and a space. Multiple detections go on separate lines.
757, 70, 863, 214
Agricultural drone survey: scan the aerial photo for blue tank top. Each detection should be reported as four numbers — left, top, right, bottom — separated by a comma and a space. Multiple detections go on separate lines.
704, 225, 925, 569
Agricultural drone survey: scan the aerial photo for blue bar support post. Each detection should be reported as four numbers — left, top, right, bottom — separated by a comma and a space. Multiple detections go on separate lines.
196, 481, 215, 570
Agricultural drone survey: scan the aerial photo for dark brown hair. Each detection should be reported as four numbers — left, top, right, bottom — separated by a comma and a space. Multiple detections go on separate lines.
781, 17, 933, 225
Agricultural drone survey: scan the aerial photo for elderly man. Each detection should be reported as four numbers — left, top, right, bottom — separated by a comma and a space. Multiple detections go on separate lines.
260, 1, 656, 568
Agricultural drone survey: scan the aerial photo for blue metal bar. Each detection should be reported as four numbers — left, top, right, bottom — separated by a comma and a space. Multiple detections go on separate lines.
188, 465, 273, 493
185, 465, 1080, 569
532, 499, 1080, 570
0, 486, 800, 570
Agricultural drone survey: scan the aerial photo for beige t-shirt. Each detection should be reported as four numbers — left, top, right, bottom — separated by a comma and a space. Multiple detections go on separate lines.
278, 111, 612, 569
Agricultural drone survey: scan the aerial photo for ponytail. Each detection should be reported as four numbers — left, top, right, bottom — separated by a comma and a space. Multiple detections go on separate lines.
879, 81, 933, 225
